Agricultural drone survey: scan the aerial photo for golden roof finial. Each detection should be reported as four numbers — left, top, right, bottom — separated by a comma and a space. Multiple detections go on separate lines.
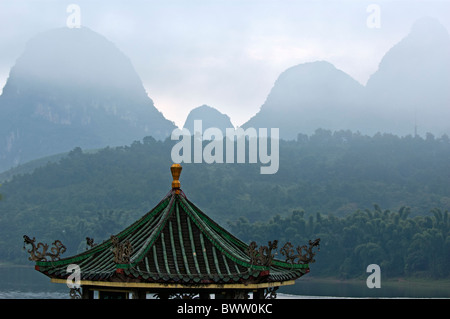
171, 164, 182, 193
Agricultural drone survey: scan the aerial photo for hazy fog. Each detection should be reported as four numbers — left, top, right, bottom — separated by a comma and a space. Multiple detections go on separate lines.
1, 1, 449, 128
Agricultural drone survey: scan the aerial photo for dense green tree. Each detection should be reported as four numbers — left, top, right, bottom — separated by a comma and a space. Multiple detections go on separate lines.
0, 130, 449, 279
228, 206, 450, 279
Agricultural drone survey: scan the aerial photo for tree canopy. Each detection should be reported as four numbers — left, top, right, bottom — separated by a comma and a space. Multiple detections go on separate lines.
0, 130, 449, 279
228, 206, 450, 279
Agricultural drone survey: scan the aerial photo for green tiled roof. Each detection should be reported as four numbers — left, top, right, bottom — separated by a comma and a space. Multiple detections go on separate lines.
35, 185, 309, 285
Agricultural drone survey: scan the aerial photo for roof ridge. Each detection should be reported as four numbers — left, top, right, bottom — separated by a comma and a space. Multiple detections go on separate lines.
119, 194, 176, 268
177, 196, 263, 270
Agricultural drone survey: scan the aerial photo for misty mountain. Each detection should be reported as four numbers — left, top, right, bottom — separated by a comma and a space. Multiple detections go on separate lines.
183, 104, 234, 134
243, 61, 365, 139
365, 17, 450, 136
243, 18, 450, 140
0, 27, 175, 172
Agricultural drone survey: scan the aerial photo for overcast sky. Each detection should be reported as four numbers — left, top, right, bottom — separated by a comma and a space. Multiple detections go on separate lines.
0, 0, 449, 127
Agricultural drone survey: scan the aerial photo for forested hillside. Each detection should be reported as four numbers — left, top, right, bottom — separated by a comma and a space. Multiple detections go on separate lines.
229, 206, 450, 279
0, 130, 449, 278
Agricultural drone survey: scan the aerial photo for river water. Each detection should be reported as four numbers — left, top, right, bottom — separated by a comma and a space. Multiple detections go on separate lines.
0, 265, 448, 299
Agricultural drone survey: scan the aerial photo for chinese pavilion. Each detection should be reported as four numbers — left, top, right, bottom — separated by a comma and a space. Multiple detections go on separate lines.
24, 164, 319, 299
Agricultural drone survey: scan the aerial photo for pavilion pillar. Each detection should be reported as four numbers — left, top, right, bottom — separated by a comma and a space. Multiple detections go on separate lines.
131, 288, 147, 299
199, 292, 211, 299
218, 289, 249, 299
81, 286, 94, 299
253, 288, 265, 299
158, 291, 170, 299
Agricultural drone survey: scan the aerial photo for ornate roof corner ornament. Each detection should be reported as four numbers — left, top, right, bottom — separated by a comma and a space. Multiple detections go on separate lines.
85, 237, 97, 250
69, 288, 82, 299
247, 238, 320, 267
264, 287, 279, 299
280, 242, 296, 263
23, 235, 66, 262
246, 240, 278, 267
111, 235, 133, 264
281, 238, 321, 264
